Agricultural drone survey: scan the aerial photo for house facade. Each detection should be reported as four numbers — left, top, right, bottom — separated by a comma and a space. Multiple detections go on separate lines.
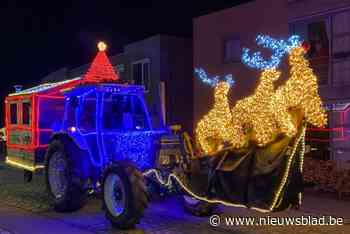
193, 0, 350, 168
43, 35, 193, 132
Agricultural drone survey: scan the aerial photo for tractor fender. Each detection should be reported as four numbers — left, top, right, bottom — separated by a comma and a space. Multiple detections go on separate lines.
48, 133, 93, 181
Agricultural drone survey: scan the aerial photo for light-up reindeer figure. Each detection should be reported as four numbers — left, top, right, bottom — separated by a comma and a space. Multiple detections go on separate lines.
194, 68, 240, 154
237, 34, 327, 144
230, 35, 285, 147
270, 36, 327, 136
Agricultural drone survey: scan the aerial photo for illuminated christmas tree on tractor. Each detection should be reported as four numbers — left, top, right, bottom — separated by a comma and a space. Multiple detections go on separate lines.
81, 41, 119, 84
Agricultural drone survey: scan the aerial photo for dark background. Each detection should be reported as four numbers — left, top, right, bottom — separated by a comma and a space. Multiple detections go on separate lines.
0, 0, 251, 125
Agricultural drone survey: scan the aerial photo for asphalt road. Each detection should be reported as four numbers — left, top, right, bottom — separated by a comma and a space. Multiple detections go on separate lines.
0, 162, 349, 234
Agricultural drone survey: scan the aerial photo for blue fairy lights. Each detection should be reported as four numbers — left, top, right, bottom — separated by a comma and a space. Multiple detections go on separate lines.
242, 34, 302, 70
194, 68, 235, 87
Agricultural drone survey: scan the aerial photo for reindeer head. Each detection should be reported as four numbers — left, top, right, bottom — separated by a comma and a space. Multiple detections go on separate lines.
194, 68, 234, 87
242, 34, 303, 70
194, 68, 235, 103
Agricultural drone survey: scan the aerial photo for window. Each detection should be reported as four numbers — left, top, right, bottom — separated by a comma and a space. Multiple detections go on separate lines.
291, 11, 350, 86
22, 102, 31, 125
332, 11, 350, 85
223, 37, 241, 63
78, 93, 96, 133
333, 11, 350, 56
114, 64, 125, 73
132, 59, 150, 91
65, 97, 78, 128
307, 21, 330, 59
39, 98, 65, 130
103, 94, 131, 131
10, 103, 17, 124
132, 96, 149, 130
103, 94, 149, 131
333, 60, 350, 85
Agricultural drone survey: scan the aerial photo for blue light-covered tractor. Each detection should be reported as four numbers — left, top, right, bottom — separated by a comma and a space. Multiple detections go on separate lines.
4, 42, 184, 229
46, 83, 169, 228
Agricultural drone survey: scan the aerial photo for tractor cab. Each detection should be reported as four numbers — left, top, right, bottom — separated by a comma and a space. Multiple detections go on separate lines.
63, 84, 163, 170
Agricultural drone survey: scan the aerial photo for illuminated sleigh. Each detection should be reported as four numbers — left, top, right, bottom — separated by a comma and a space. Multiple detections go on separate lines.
176, 35, 327, 214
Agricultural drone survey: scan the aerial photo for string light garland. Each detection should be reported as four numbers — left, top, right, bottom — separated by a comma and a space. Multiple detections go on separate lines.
143, 169, 270, 213
5, 158, 45, 172
9, 77, 81, 96
298, 125, 306, 206
269, 125, 306, 210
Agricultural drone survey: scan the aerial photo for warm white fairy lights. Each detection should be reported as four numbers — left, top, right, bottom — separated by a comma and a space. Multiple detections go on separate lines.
298, 125, 306, 206
6, 158, 45, 171
230, 68, 282, 147
195, 81, 243, 154
143, 169, 270, 213
269, 46, 327, 138
195, 35, 327, 154
9, 77, 82, 96
269, 125, 306, 210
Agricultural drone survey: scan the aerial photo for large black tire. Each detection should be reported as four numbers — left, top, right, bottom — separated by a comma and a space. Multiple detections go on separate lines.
102, 163, 149, 229
183, 195, 216, 217
45, 140, 87, 212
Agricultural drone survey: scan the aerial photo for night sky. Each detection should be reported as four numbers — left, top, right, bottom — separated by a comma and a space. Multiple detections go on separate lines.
0, 0, 251, 125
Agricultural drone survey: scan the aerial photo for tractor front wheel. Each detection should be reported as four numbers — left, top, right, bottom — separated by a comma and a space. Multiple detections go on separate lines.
102, 163, 149, 229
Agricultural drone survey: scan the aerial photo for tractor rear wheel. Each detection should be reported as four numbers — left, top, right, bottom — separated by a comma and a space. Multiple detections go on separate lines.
45, 140, 87, 212
102, 163, 149, 229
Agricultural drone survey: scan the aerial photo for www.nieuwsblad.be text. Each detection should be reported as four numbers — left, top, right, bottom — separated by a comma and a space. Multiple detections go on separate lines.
209, 215, 344, 227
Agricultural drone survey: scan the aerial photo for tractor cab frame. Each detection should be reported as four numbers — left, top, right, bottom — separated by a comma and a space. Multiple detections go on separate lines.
62, 84, 165, 172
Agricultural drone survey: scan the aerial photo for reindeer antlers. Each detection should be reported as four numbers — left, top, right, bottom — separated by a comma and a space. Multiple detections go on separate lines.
242, 34, 302, 70
194, 68, 235, 87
